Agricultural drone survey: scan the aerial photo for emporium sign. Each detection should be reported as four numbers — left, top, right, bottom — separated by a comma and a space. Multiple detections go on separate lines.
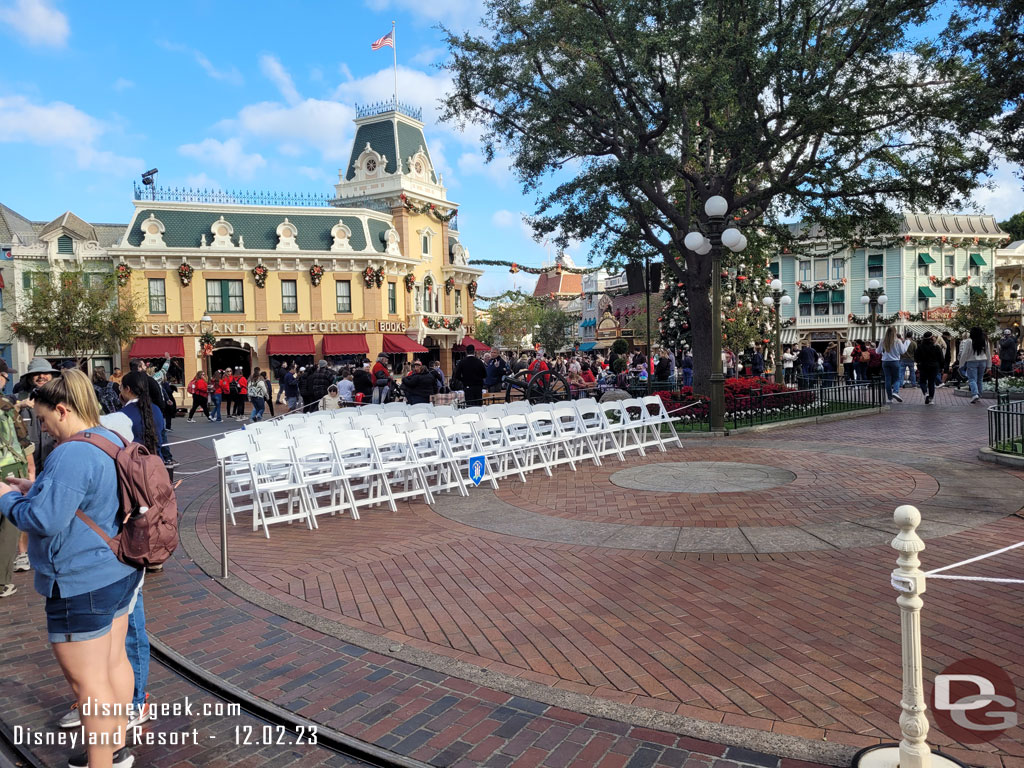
136, 320, 407, 335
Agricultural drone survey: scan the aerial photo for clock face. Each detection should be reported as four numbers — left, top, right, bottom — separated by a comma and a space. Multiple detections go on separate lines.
365, 158, 377, 173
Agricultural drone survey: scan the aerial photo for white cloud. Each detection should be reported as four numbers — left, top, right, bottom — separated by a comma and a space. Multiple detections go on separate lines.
218, 98, 356, 161
333, 65, 452, 126
0, 0, 68, 47
410, 47, 446, 66
112, 77, 134, 91
158, 41, 243, 85
970, 159, 1023, 221
338, 62, 354, 82
309, 67, 324, 83
0, 94, 139, 173
491, 209, 518, 228
178, 138, 265, 179
362, 0, 484, 25
260, 54, 301, 106
184, 172, 220, 190
458, 150, 510, 186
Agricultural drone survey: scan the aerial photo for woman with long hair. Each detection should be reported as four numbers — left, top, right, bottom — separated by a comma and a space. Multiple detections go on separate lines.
0, 370, 141, 768
119, 371, 163, 455
958, 326, 992, 403
877, 326, 908, 402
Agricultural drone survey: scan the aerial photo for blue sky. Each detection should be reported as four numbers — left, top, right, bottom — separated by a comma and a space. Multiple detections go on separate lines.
0, 0, 1019, 300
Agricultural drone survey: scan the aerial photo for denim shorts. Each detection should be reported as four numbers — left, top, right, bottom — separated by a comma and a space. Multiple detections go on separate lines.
45, 570, 143, 644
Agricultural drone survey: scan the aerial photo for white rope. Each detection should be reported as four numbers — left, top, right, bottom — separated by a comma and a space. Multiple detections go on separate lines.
924, 540, 1024, 576
927, 575, 1024, 584
161, 402, 309, 447
172, 465, 220, 476
665, 401, 704, 415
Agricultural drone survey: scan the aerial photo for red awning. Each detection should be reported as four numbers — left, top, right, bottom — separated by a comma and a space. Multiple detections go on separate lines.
454, 336, 491, 353
266, 335, 315, 356
382, 334, 428, 354
129, 337, 185, 358
322, 334, 369, 356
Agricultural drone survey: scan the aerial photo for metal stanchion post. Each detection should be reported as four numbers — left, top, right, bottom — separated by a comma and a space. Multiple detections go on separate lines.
219, 462, 229, 579
851, 505, 968, 768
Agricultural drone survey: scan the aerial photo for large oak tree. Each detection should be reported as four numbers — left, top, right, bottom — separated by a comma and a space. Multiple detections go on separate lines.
442, 0, 995, 394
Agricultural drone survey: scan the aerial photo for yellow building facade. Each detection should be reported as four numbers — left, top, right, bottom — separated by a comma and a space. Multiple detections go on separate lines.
109, 104, 484, 381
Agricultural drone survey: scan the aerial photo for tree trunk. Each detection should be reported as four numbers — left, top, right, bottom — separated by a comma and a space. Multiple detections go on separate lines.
687, 282, 714, 396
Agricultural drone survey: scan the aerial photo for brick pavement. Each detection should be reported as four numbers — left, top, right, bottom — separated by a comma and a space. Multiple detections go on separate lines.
3, 384, 1023, 768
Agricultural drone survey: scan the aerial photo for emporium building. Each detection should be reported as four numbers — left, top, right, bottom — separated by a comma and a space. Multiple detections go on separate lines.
5, 102, 484, 379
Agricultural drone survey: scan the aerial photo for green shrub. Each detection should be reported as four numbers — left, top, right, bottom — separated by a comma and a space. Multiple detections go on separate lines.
611, 338, 630, 356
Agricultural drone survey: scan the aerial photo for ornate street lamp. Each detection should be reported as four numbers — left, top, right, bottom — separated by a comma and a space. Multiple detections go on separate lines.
860, 279, 889, 344
762, 279, 792, 385
684, 195, 747, 431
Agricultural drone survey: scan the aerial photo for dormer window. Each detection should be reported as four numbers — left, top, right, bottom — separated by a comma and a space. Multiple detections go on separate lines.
57, 235, 74, 255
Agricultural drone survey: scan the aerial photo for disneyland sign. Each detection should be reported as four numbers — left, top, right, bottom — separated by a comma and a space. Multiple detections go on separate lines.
136, 320, 407, 335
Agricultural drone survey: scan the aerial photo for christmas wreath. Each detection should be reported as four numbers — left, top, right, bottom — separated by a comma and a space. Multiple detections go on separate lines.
423, 275, 434, 289
374, 266, 384, 287
363, 266, 377, 288
404, 273, 415, 292
423, 315, 463, 330
467, 280, 477, 299
444, 277, 456, 295
309, 264, 325, 287
177, 263, 194, 286
115, 263, 132, 287
199, 329, 217, 347
252, 263, 269, 288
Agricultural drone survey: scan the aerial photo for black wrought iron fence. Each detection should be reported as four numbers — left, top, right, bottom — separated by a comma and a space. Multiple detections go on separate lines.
988, 400, 1024, 456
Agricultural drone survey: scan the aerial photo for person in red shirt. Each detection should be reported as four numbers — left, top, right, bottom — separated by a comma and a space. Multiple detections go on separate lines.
186, 371, 209, 422
209, 370, 225, 422
232, 367, 248, 420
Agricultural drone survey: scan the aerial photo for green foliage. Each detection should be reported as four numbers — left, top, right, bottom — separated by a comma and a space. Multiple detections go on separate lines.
442, 0, 994, 392
11, 269, 139, 363
482, 291, 544, 348
999, 211, 1024, 242
611, 357, 628, 374
611, 338, 630, 356
474, 319, 494, 347
533, 306, 573, 355
948, 289, 1006, 340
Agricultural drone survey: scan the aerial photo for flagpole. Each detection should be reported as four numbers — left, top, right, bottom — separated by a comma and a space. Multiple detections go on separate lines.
392, 20, 398, 110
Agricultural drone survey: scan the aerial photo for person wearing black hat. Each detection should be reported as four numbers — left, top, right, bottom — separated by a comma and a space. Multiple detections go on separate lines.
453, 344, 487, 406
17, 358, 60, 470
914, 332, 944, 405
0, 359, 33, 597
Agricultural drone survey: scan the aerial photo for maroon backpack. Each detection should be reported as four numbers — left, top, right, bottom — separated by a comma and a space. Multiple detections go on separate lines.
70, 432, 180, 568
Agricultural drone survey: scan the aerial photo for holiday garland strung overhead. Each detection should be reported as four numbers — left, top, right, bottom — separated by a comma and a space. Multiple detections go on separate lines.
423, 315, 463, 330
847, 310, 934, 325
795, 278, 847, 292
782, 237, 904, 261
469, 259, 605, 275
929, 275, 971, 287
399, 194, 457, 223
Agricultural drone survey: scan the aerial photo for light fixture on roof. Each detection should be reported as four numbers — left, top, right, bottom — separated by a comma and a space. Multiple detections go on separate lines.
141, 168, 158, 201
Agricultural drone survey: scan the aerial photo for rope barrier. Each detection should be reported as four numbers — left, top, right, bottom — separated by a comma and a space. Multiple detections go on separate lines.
926, 575, 1024, 584
161, 402, 309, 447
923, 540, 1024, 576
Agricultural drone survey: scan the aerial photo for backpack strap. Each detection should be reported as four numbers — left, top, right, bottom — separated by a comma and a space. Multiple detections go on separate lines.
66, 431, 125, 543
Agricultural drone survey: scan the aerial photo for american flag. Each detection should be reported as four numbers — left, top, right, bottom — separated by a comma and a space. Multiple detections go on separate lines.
371, 30, 393, 50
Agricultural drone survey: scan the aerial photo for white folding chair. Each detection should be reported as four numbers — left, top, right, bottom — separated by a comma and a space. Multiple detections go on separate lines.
551, 403, 601, 467
406, 427, 468, 497
641, 395, 683, 450
371, 433, 435, 506
526, 410, 574, 470
575, 399, 625, 462
431, 405, 457, 417
293, 435, 356, 520
440, 423, 498, 490
453, 412, 482, 426
247, 446, 316, 538
620, 397, 664, 452
406, 403, 433, 415
601, 401, 646, 456
503, 402, 532, 415
381, 402, 408, 413
213, 433, 254, 526
333, 434, 397, 514
500, 414, 551, 476
474, 418, 527, 483
424, 416, 455, 430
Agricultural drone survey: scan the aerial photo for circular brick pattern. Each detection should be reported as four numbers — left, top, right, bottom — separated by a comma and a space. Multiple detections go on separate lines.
609, 462, 796, 493
493, 445, 938, 527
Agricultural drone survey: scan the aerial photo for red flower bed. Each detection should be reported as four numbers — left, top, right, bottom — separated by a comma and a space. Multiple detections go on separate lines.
656, 377, 816, 421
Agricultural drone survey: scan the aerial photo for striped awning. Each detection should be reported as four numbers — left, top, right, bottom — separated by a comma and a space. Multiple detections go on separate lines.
780, 328, 799, 345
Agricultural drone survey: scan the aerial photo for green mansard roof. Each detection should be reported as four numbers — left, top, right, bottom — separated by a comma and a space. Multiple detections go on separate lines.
125, 208, 384, 253
345, 114, 437, 183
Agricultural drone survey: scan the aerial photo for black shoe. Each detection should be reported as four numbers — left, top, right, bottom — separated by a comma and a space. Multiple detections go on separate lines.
892, 394, 903, 402
68, 746, 135, 767
925, 395, 932, 404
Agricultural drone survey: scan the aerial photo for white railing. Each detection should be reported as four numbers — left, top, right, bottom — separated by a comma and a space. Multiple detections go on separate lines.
796, 314, 846, 327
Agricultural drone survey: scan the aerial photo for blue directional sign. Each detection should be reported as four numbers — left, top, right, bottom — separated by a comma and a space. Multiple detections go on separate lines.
469, 455, 486, 487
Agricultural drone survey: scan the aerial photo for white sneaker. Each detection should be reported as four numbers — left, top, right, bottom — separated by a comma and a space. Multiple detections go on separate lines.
13, 552, 30, 572
127, 698, 154, 729
892, 394, 903, 402
186, 418, 195, 423
970, 394, 980, 403
58, 703, 81, 728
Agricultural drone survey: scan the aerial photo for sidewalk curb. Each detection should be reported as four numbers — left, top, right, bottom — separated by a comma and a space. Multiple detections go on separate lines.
977, 446, 1024, 469
175, 487, 859, 766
